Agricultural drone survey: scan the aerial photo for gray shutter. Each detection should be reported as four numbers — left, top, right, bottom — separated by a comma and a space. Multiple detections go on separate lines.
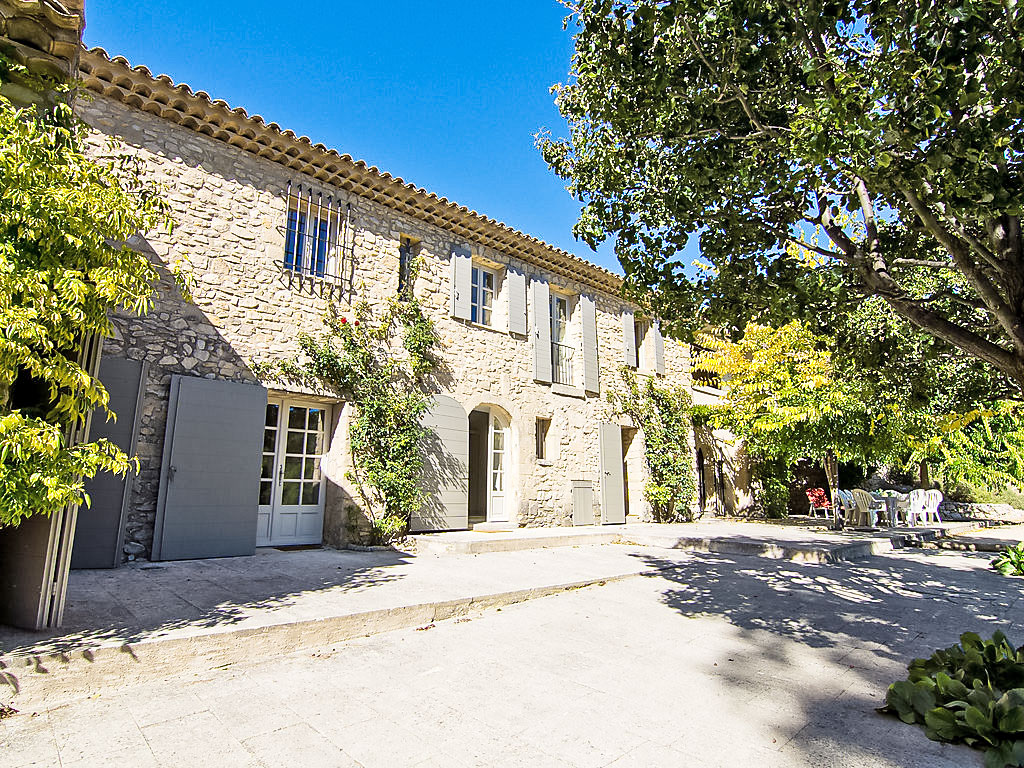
653, 320, 666, 375
622, 309, 637, 368
599, 423, 626, 524
152, 375, 268, 561
413, 394, 469, 531
450, 244, 472, 320
531, 278, 552, 383
507, 265, 528, 335
72, 356, 147, 569
581, 294, 600, 393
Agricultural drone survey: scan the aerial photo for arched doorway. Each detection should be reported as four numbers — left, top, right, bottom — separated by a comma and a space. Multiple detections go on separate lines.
468, 406, 511, 526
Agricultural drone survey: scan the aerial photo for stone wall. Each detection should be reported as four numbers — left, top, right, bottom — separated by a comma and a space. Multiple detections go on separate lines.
78, 93, 695, 559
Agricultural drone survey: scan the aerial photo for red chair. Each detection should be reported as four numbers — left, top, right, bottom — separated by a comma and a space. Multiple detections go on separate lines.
805, 487, 832, 518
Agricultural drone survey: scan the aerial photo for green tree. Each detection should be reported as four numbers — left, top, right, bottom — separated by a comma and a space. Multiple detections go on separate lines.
540, 0, 1024, 391
0, 61, 168, 526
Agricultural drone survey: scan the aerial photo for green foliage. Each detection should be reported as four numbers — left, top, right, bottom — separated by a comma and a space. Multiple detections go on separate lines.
258, 291, 440, 544
541, 0, 1024, 391
0, 59, 168, 528
883, 632, 1024, 767
992, 544, 1024, 578
608, 368, 696, 521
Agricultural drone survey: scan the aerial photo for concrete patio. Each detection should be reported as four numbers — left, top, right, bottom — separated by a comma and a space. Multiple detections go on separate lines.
0, 518, 1014, 712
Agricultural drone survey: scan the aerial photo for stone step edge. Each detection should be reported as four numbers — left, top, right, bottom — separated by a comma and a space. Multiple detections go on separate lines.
411, 531, 620, 555
0, 561, 682, 710
616, 534, 898, 562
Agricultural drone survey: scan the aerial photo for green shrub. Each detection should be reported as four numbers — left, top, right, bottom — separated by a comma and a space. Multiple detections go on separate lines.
993, 544, 1024, 578
883, 631, 1024, 768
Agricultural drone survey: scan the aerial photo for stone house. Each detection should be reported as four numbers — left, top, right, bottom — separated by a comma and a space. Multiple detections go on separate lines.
62, 46, 743, 567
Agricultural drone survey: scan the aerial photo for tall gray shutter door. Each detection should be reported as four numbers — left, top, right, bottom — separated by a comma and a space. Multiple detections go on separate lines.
72, 356, 147, 569
581, 294, 600, 393
507, 266, 528, 335
531, 278, 552, 382
152, 375, 267, 561
622, 309, 637, 367
413, 394, 469, 531
450, 244, 472, 320
599, 423, 626, 524
653, 321, 666, 375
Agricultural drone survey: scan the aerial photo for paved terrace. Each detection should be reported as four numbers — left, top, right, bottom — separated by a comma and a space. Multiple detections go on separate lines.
0, 519, 1017, 711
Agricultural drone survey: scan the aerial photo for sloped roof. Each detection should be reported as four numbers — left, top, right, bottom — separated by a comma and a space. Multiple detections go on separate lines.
78, 47, 624, 295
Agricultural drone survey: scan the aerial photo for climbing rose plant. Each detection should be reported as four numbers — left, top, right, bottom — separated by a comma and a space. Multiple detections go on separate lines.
258, 292, 440, 544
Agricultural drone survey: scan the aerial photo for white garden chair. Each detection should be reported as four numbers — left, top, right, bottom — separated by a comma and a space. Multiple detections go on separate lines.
852, 489, 885, 527
923, 489, 944, 523
836, 490, 860, 527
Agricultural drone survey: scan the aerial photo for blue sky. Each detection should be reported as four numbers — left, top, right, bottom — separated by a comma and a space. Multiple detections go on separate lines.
83, 1, 622, 273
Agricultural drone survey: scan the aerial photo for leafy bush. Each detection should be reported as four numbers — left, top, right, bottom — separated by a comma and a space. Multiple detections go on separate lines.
993, 544, 1024, 578
608, 369, 696, 522
883, 631, 1024, 768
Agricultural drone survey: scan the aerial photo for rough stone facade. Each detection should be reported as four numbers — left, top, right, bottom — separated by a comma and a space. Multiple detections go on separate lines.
77, 79, 696, 560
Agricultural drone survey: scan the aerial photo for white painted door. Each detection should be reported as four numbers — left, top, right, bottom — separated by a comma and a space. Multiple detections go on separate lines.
257, 399, 328, 546
487, 413, 509, 523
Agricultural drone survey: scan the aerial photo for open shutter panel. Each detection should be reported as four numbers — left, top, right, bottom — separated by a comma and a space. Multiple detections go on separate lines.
653, 320, 666, 375
153, 375, 268, 561
531, 278, 552, 383
622, 309, 637, 368
581, 294, 600, 393
507, 266, 528, 335
450, 244, 472, 320
413, 394, 469, 532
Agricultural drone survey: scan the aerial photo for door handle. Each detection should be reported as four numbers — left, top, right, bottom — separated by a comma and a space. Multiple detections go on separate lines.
168, 465, 176, 481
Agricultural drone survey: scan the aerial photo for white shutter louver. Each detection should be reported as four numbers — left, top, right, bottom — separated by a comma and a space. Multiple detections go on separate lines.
531, 278, 552, 383
450, 244, 472, 320
622, 309, 637, 368
507, 266, 528, 335
653, 320, 666, 375
581, 294, 600, 393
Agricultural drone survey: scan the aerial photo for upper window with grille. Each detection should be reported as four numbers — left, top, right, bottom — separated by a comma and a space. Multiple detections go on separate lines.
284, 183, 348, 285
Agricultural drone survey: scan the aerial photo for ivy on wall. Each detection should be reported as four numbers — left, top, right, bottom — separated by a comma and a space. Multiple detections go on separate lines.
608, 368, 697, 522
257, 266, 439, 543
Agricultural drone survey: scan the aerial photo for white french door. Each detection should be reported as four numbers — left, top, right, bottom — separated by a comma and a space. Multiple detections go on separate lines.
487, 414, 509, 523
257, 398, 329, 546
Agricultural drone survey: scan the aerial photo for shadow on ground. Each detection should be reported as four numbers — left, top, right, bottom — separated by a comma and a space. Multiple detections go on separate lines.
0, 547, 411, 657
631, 548, 1023, 767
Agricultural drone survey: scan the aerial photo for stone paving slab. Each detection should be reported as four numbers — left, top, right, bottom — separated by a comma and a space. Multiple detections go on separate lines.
942, 522, 1024, 551
4, 547, 1020, 768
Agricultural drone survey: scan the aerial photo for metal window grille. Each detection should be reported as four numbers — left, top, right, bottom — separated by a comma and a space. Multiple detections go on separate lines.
551, 342, 574, 385
284, 181, 349, 286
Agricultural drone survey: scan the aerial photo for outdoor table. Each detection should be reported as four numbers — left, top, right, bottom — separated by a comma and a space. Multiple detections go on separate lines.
871, 493, 898, 526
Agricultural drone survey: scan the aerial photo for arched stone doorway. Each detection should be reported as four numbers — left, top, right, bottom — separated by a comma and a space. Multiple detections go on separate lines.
468, 405, 512, 526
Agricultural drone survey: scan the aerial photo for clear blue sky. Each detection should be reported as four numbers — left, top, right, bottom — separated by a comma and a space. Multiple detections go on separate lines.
83, 1, 622, 273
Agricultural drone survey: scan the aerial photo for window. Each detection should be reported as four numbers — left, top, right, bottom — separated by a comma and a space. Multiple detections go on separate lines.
284, 182, 346, 284
398, 236, 418, 297
551, 294, 573, 385
634, 319, 650, 369
535, 417, 551, 460
471, 265, 495, 325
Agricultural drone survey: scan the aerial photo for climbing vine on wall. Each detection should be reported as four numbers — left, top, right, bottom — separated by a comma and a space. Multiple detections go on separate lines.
257, 274, 439, 543
608, 368, 697, 522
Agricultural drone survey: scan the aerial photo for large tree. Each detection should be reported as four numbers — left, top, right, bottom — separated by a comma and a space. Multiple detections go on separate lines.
540, 0, 1024, 390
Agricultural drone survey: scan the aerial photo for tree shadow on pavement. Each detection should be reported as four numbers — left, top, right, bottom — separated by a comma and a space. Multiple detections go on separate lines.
0, 546, 412, 658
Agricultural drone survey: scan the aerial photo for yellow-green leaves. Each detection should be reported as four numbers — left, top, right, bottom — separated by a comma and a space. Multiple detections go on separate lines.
0, 64, 169, 527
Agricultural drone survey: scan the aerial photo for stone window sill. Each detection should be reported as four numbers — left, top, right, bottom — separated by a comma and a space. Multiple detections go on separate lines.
551, 382, 585, 399
536, 458, 554, 467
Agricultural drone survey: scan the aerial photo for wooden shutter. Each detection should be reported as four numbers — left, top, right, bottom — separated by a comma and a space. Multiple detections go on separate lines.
653, 320, 666, 375
622, 309, 637, 368
413, 394, 469, 531
581, 294, 600, 393
72, 356, 147, 569
507, 265, 528, 335
450, 244, 472, 320
599, 423, 626, 524
152, 375, 267, 561
532, 278, 552, 383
